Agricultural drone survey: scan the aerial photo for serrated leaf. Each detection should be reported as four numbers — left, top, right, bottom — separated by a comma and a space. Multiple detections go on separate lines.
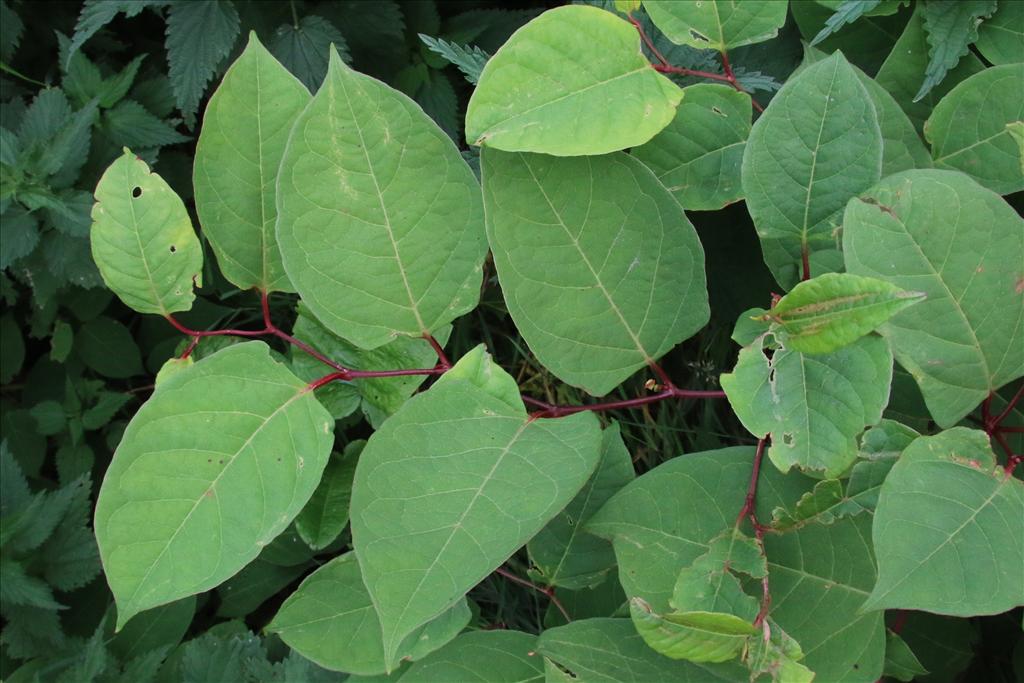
975, 0, 1024, 64
268, 552, 470, 675
0, 315, 26, 384
418, 35, 488, 85
294, 442, 359, 551
0, 0, 23, 62
166, 0, 241, 124
94, 342, 334, 628
632, 84, 751, 211
925, 64, 1024, 195
270, 15, 350, 92
29, 399, 65, 435
721, 334, 893, 476
863, 428, 1024, 615
400, 630, 542, 683
741, 52, 882, 290
810, 0, 886, 45
66, 0, 167, 67
0, 207, 40, 271
180, 630, 266, 682
843, 169, 1024, 427
276, 48, 486, 350
90, 149, 203, 315
102, 100, 188, 149
350, 346, 602, 667
465, 5, 681, 155
915, 0, 996, 102
764, 272, 924, 354
194, 32, 309, 293
40, 476, 100, 592
482, 149, 709, 396
643, 0, 788, 50
629, 600, 757, 663
528, 422, 634, 590
0, 560, 63, 609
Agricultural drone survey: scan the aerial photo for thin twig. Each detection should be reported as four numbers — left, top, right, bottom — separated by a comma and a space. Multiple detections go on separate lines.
494, 567, 572, 623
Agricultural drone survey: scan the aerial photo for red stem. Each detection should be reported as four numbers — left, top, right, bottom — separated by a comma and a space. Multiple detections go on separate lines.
735, 438, 766, 527
628, 14, 669, 67
991, 385, 1023, 429
734, 439, 771, 627
529, 386, 726, 419
890, 609, 909, 635
494, 566, 571, 623
800, 245, 811, 282
423, 333, 452, 370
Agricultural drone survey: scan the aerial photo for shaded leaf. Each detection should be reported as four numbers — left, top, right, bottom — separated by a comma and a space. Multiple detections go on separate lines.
915, 0, 996, 101
166, 0, 241, 124
270, 15, 350, 92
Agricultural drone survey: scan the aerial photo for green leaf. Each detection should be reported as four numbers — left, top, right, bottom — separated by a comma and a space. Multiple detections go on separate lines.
925, 64, 1024, 195
194, 32, 309, 293
671, 529, 765, 620
66, 0, 166, 67
810, 0, 886, 45
0, 314, 25, 383
528, 422, 635, 590
975, 0, 1024, 64
276, 48, 486, 350
842, 169, 1024, 427
270, 15, 350, 93
50, 320, 73, 362
481, 149, 709, 396
166, 0, 241, 124
642, 0, 788, 50
94, 342, 334, 628
631, 84, 751, 211
630, 600, 757, 663
108, 596, 195, 661
418, 35, 488, 85
764, 272, 924, 354
721, 335, 893, 476
101, 100, 188, 149
744, 619, 815, 683
883, 630, 929, 682
915, 0, 996, 101
29, 400, 65, 436
741, 52, 882, 290
268, 552, 470, 675
863, 428, 1024, 615
1, 0, 23, 62
898, 613, 977, 683
0, 207, 40, 271
295, 442, 360, 551
0, 560, 63, 609
350, 346, 602, 667
537, 618, 747, 682
465, 5, 682, 156
90, 149, 203, 316
76, 317, 144, 379
399, 631, 542, 682
216, 558, 308, 619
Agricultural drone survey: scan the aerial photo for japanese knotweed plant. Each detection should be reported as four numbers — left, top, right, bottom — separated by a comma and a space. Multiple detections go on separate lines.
90, 3, 1023, 682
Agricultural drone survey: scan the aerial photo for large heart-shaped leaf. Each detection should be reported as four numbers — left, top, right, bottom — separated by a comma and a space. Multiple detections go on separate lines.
400, 631, 543, 683
642, 0, 788, 51
94, 342, 333, 628
482, 149, 708, 396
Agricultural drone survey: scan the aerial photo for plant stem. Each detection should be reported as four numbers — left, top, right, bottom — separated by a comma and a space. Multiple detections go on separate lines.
423, 333, 452, 369
528, 386, 727, 419
494, 566, 572, 623
734, 439, 771, 627
800, 244, 811, 282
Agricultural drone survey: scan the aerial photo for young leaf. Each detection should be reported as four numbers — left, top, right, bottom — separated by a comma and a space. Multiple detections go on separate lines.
915, 0, 997, 102
399, 631, 542, 682
864, 428, 1024, 616
631, 84, 752, 211
764, 272, 924, 354
194, 32, 310, 293
294, 442, 360, 551
630, 600, 757, 664
642, 0, 788, 51
90, 149, 203, 316
268, 552, 470, 675
481, 150, 709, 396
94, 342, 334, 628
349, 346, 602, 668
741, 52, 882, 290
975, 0, 1024, 64
925, 63, 1024, 195
465, 5, 682, 156
276, 47, 486, 350
843, 169, 1024, 427
418, 35, 489, 85
165, 0, 241, 124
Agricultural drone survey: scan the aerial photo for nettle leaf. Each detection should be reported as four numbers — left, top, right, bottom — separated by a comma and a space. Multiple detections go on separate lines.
537, 618, 747, 682
482, 149, 709, 396
810, 0, 886, 46
630, 600, 757, 664
418, 35, 489, 86
194, 32, 310, 293
66, 0, 167, 66
294, 442, 360, 551
400, 631, 542, 683
271, 15, 351, 93
632, 84, 752, 211
642, 0, 788, 51
764, 272, 924, 354
864, 428, 1024, 616
915, 0, 997, 102
350, 346, 602, 667
741, 52, 882, 290
843, 169, 1024, 427
721, 334, 893, 477
975, 0, 1024, 64
94, 342, 334, 628
277, 48, 486, 350
528, 422, 635, 590
925, 64, 1024, 196
269, 553, 470, 675
90, 149, 203, 316
166, 0, 241, 124
465, 5, 682, 156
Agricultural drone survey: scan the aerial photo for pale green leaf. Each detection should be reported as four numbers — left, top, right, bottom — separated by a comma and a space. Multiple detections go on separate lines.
975, 0, 1024, 64
528, 422, 635, 590
915, 0, 996, 101
350, 346, 602, 667
863, 428, 1024, 615
481, 149, 708, 396
671, 529, 765, 620
764, 272, 924, 354
630, 600, 757, 663
465, 5, 682, 156
94, 342, 334, 628
277, 48, 486, 350
741, 52, 882, 290
194, 32, 310, 292
90, 149, 203, 316
643, 0, 788, 51
744, 618, 815, 683
721, 335, 893, 476
631, 83, 751, 211
295, 442, 360, 551
400, 631, 543, 682
925, 64, 1024, 195
268, 552, 470, 675
842, 169, 1024, 427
